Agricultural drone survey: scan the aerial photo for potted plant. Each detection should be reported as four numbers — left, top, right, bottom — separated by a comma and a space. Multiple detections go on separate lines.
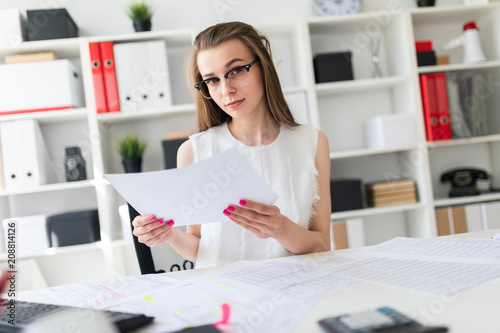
118, 135, 147, 173
126, 0, 154, 32
416, 0, 436, 7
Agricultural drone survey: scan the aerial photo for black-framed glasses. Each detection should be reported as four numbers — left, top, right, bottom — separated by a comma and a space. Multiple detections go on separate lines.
194, 59, 258, 99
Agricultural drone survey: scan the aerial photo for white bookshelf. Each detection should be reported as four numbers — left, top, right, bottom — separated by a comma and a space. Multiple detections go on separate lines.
1, 2, 500, 286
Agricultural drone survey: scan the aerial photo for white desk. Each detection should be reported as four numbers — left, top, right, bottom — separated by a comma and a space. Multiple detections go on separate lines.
19, 229, 500, 333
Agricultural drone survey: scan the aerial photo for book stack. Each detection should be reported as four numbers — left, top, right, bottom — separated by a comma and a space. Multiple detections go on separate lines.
366, 179, 417, 207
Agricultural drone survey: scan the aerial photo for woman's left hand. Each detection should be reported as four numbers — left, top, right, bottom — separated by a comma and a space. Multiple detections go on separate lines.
223, 199, 285, 238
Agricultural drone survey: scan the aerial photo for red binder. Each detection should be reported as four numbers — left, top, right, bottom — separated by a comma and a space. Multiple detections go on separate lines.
89, 43, 107, 114
420, 73, 451, 141
100, 41, 120, 112
435, 72, 451, 140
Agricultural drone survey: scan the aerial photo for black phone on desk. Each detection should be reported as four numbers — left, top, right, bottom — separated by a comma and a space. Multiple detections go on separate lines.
318, 306, 448, 333
440, 168, 490, 197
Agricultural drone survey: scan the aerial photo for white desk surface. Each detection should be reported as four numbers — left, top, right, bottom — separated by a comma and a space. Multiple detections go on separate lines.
19, 229, 500, 333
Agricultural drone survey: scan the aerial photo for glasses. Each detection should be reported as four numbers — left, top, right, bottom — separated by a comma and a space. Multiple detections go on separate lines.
194, 59, 258, 99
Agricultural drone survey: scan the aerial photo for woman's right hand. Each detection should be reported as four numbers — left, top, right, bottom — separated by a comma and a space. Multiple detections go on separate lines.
132, 215, 176, 247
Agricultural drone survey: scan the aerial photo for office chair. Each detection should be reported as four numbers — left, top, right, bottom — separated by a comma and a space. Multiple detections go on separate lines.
127, 135, 193, 274
128, 203, 194, 274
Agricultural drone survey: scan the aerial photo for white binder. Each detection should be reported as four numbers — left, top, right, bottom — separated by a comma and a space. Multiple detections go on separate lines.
113, 40, 172, 112
464, 203, 483, 232
0, 119, 57, 190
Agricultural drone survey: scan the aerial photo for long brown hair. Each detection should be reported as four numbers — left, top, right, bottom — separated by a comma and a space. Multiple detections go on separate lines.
188, 21, 299, 133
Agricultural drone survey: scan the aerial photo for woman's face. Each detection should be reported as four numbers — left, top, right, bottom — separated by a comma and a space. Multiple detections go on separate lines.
197, 38, 267, 120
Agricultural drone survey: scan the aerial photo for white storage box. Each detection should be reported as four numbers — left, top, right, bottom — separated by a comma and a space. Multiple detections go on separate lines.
365, 113, 418, 149
0, 59, 85, 115
2, 215, 50, 256
0, 9, 27, 46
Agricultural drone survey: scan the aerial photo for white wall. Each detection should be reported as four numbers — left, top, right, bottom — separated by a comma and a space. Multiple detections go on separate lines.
0, 0, 439, 37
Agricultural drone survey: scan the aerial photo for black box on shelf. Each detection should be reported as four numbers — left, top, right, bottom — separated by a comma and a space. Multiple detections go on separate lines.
26, 8, 78, 41
330, 179, 364, 212
46, 209, 100, 247
313, 52, 354, 83
416, 50, 437, 67
162, 138, 189, 169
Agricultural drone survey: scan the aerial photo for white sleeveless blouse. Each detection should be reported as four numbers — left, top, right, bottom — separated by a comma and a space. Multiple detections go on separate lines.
190, 122, 319, 268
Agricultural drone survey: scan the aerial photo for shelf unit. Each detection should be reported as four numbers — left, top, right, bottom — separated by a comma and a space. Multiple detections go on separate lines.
1, 2, 499, 287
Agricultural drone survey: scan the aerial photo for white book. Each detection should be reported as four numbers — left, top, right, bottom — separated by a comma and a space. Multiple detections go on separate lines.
464, 203, 483, 232
482, 201, 500, 230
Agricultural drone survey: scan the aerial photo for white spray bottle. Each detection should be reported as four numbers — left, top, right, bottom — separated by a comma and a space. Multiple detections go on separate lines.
443, 21, 486, 63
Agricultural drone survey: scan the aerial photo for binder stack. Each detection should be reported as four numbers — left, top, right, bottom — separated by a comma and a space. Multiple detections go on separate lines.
366, 179, 418, 207
88, 41, 120, 113
113, 40, 172, 112
419, 72, 451, 142
0, 119, 57, 190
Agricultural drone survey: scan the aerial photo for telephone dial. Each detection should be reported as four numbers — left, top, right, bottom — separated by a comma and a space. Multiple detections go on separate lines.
440, 168, 497, 197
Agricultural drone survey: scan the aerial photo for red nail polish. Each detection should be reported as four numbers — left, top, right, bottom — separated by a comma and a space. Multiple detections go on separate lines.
157, 219, 164, 226
227, 206, 235, 212
223, 209, 230, 216
239, 200, 247, 206
166, 220, 175, 226
149, 215, 156, 221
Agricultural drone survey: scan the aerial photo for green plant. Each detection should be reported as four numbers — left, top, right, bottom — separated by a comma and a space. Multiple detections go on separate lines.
126, 1, 154, 22
118, 135, 147, 160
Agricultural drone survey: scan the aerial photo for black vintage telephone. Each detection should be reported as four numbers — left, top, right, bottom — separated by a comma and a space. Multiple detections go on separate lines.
440, 168, 496, 197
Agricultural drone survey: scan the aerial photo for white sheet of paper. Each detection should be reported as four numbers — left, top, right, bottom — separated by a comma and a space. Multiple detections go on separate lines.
104, 148, 279, 226
41, 274, 188, 310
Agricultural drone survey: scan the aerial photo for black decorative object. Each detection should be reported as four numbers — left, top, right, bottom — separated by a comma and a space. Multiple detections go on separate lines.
65, 146, 87, 181
26, 8, 78, 41
47, 209, 100, 247
330, 179, 364, 212
133, 20, 152, 32
313, 52, 354, 83
417, 0, 436, 7
417, 51, 437, 66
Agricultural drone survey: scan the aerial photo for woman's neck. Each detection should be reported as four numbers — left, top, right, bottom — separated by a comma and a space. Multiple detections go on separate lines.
227, 115, 280, 146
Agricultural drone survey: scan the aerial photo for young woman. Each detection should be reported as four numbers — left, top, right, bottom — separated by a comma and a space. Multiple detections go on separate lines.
132, 21, 331, 268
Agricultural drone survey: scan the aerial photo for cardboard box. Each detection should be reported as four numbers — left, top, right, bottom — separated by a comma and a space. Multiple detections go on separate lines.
5, 52, 58, 64
26, 8, 78, 41
0, 9, 28, 46
365, 113, 418, 149
2, 215, 50, 255
0, 59, 84, 115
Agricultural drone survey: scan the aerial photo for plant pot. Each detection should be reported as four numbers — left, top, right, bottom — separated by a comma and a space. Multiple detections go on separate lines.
417, 0, 436, 6
133, 20, 152, 32
122, 158, 142, 173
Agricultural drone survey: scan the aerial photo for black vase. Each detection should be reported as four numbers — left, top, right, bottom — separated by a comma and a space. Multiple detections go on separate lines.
133, 20, 152, 32
122, 158, 142, 173
417, 0, 436, 6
